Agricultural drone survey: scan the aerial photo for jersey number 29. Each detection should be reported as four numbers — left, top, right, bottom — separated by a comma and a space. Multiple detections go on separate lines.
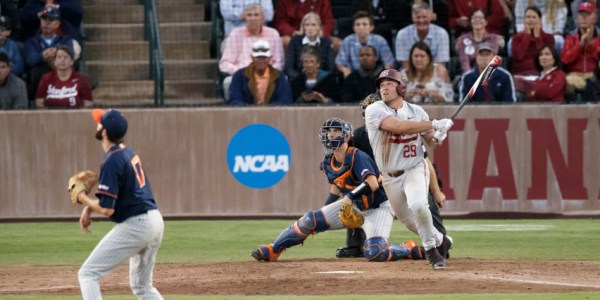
131, 155, 146, 187
402, 144, 417, 158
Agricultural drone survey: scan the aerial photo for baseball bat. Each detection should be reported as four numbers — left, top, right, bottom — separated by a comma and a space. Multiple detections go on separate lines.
432, 55, 502, 143
450, 55, 503, 120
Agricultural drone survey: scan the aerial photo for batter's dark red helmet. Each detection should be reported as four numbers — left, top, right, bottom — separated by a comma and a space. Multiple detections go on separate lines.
376, 69, 407, 98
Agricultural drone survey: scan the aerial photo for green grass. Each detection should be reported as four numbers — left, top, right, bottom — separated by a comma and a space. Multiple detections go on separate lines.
0, 219, 599, 299
0, 219, 598, 265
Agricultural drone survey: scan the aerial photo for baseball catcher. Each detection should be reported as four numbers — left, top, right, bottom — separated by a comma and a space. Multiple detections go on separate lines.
67, 170, 98, 204
251, 118, 425, 262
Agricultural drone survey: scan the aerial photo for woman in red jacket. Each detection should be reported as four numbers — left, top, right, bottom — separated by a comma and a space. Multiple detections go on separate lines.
526, 45, 566, 102
511, 6, 554, 99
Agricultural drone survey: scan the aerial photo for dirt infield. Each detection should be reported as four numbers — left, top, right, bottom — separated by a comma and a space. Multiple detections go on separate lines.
1, 258, 600, 296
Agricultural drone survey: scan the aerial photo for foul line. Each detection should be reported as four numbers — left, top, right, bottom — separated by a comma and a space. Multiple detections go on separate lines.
487, 276, 600, 289
0, 285, 79, 293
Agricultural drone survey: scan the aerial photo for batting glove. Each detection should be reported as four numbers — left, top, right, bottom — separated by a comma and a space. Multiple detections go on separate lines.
432, 119, 454, 132
433, 130, 447, 144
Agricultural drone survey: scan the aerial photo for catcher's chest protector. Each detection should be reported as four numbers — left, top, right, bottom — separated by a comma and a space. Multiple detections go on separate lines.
321, 147, 358, 191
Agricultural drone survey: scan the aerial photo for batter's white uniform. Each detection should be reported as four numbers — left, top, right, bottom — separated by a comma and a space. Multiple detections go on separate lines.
364, 100, 444, 250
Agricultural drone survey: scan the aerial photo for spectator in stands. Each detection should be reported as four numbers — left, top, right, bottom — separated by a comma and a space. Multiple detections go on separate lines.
24, 6, 74, 100
459, 42, 516, 102
395, 2, 450, 70
0, 15, 24, 77
273, 0, 338, 51
455, 9, 505, 73
19, 0, 82, 43
0, 52, 28, 110
570, 0, 600, 29
562, 2, 600, 95
220, 0, 274, 37
335, 11, 395, 78
290, 47, 341, 104
514, 0, 567, 53
227, 40, 293, 106
510, 6, 554, 100
284, 12, 334, 80
414, 0, 450, 31
35, 46, 92, 109
525, 45, 566, 102
219, 4, 284, 101
350, 0, 408, 46
448, 0, 506, 36
341, 45, 383, 102
401, 41, 453, 104
583, 52, 600, 102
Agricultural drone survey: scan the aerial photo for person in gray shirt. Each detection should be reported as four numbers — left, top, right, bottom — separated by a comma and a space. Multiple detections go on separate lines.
0, 52, 28, 110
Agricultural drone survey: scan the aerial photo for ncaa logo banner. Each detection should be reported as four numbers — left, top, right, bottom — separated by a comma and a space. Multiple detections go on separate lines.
227, 124, 291, 189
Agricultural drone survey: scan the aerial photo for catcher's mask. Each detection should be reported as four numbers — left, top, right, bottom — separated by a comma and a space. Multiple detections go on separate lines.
361, 93, 382, 117
376, 69, 407, 98
319, 118, 353, 153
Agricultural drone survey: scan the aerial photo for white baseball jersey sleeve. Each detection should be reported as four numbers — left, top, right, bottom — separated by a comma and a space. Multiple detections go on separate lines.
364, 101, 430, 172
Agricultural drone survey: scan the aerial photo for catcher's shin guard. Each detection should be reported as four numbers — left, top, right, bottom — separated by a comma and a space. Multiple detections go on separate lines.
272, 210, 329, 253
363, 237, 411, 261
251, 244, 281, 262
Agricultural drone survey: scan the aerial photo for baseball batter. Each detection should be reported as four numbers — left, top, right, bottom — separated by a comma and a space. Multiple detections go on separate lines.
335, 93, 452, 259
75, 109, 164, 299
364, 69, 453, 269
251, 118, 425, 262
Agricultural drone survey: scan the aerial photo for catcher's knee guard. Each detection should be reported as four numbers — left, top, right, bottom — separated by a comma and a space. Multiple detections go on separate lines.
403, 240, 427, 260
364, 237, 411, 262
272, 210, 329, 253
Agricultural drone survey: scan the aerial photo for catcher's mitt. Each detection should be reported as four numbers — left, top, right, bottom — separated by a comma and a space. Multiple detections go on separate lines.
67, 170, 98, 204
339, 202, 364, 228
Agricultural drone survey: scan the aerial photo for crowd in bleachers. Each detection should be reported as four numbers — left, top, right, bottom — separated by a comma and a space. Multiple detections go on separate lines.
0, 0, 90, 110
2, 0, 600, 109
218, 0, 600, 106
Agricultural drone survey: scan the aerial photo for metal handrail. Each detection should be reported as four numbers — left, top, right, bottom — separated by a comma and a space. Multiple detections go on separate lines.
141, 0, 165, 107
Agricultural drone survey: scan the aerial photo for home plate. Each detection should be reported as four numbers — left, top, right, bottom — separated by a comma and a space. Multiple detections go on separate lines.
315, 271, 364, 274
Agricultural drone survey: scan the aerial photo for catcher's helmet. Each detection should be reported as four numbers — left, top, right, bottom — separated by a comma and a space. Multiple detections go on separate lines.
319, 118, 353, 153
360, 93, 381, 117
376, 69, 407, 98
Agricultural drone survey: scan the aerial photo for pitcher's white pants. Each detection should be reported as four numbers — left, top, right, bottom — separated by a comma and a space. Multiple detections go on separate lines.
79, 209, 164, 300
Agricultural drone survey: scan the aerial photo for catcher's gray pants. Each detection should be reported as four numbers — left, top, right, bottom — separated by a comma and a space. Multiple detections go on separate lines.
78, 209, 164, 300
321, 200, 394, 241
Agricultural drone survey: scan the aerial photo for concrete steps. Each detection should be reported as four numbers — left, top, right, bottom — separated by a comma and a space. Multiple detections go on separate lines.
83, 22, 211, 42
83, 5, 205, 24
86, 60, 217, 81
85, 41, 210, 60
82, 0, 219, 106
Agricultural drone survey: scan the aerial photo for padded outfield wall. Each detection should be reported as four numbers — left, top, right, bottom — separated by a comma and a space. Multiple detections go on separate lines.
0, 105, 599, 219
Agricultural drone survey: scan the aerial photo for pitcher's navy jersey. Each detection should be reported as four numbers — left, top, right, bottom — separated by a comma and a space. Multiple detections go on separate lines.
320, 147, 387, 210
96, 144, 157, 223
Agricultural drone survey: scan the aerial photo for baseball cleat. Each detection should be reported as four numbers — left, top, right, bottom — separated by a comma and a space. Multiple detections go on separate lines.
250, 244, 281, 262
335, 246, 363, 258
437, 235, 453, 260
425, 248, 446, 270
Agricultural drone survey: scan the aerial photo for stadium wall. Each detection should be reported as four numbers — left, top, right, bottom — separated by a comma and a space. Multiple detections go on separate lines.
1, 105, 598, 219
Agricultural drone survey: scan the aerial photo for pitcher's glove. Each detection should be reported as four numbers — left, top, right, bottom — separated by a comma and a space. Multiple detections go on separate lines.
67, 170, 98, 204
339, 202, 364, 228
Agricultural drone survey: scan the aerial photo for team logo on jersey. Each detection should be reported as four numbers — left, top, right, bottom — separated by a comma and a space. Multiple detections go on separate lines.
227, 124, 291, 189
